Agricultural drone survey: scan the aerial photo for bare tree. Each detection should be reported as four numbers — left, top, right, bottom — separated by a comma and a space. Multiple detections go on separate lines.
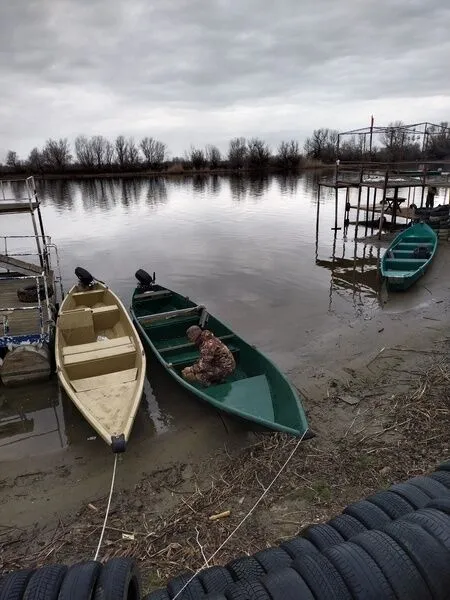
277, 140, 301, 169
304, 128, 338, 162
91, 135, 108, 168
115, 135, 128, 168
42, 138, 72, 170
228, 137, 247, 169
247, 138, 271, 169
75, 135, 95, 168
126, 137, 140, 166
140, 137, 167, 169
188, 146, 207, 170
426, 122, 450, 159
104, 140, 115, 167
27, 148, 44, 172
379, 121, 421, 161
205, 144, 221, 169
6, 150, 19, 169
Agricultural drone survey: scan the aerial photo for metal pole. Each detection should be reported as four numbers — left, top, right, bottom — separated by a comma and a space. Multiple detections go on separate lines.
378, 170, 389, 240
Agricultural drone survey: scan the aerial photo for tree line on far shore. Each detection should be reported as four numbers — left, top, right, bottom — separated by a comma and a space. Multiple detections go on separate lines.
2, 121, 450, 176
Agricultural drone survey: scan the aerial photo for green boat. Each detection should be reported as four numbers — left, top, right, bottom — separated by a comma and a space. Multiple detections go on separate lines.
380, 222, 438, 291
130, 270, 312, 439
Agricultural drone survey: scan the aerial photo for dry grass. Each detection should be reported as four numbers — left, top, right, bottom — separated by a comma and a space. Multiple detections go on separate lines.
1, 356, 449, 592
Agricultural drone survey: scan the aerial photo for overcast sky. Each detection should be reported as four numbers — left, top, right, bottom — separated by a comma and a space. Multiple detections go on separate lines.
1, 0, 449, 160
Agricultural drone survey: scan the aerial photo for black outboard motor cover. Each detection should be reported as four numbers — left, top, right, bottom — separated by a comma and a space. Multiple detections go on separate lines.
75, 267, 94, 287
135, 269, 155, 290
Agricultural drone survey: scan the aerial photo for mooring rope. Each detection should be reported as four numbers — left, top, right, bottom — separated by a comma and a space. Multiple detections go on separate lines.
172, 429, 309, 600
93, 453, 119, 561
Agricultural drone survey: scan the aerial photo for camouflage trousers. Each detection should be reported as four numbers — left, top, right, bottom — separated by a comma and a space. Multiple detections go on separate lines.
181, 365, 233, 387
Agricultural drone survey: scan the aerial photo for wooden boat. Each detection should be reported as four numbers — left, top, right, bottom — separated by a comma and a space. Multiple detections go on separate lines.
55, 268, 146, 452
380, 222, 438, 291
130, 270, 312, 439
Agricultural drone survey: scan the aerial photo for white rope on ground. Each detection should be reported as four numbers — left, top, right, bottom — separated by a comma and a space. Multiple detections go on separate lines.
93, 453, 119, 561
172, 429, 309, 600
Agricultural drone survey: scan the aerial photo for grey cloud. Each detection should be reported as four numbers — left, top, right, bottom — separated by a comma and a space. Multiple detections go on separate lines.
1, 0, 449, 156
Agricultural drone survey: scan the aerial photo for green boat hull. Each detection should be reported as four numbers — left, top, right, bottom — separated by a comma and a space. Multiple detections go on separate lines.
130, 280, 312, 438
380, 222, 438, 291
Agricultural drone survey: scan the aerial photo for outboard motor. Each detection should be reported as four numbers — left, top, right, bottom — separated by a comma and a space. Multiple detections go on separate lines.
75, 267, 95, 288
135, 269, 155, 291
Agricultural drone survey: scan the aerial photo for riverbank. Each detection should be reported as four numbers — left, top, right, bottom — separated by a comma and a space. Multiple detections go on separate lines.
0, 160, 327, 182
1, 268, 449, 591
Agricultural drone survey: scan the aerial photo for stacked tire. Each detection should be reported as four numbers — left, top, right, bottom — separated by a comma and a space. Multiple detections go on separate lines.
0, 557, 140, 600
144, 459, 450, 599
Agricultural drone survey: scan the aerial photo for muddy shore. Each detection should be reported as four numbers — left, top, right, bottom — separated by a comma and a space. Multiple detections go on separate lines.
1, 245, 450, 592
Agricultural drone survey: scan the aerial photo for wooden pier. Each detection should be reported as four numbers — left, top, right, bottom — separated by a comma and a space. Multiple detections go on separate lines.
318, 161, 450, 240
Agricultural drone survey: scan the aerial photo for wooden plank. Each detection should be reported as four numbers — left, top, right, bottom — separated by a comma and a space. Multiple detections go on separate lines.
63, 343, 135, 366
0, 254, 42, 274
63, 336, 132, 357
71, 368, 138, 392
159, 333, 235, 354
138, 305, 204, 325
134, 290, 172, 301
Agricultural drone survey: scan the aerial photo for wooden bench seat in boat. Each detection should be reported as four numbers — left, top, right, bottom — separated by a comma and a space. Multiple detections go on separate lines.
134, 289, 172, 301
207, 375, 274, 421
63, 336, 134, 366
138, 305, 205, 326
167, 344, 240, 369
71, 367, 138, 392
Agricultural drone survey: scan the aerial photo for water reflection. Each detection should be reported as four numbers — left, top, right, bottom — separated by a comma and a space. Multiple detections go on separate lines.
1, 172, 388, 460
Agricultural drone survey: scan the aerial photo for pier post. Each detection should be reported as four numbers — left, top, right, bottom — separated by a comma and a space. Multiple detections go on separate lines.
378, 170, 389, 240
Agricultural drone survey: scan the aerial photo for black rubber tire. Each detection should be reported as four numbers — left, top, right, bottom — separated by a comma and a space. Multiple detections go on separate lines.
324, 542, 396, 600
167, 573, 205, 600
407, 475, 449, 498
351, 529, 431, 600
226, 556, 265, 583
261, 567, 315, 600
303, 523, 345, 550
279, 536, 318, 559
367, 490, 415, 519
0, 569, 35, 600
382, 520, 450, 600
253, 548, 292, 573
389, 482, 431, 508
58, 561, 101, 600
437, 459, 450, 472
343, 500, 391, 529
142, 590, 170, 600
400, 508, 450, 550
23, 565, 68, 600
328, 514, 366, 540
292, 553, 352, 600
429, 470, 450, 488
424, 497, 450, 515
198, 566, 233, 594
224, 579, 270, 600
94, 557, 141, 600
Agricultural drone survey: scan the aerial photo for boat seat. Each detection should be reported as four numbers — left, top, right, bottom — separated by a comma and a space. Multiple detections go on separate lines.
138, 305, 205, 326
63, 336, 132, 357
71, 367, 138, 392
159, 334, 235, 354
134, 289, 172, 301
91, 305, 120, 329
63, 336, 135, 367
207, 375, 274, 421
168, 344, 240, 368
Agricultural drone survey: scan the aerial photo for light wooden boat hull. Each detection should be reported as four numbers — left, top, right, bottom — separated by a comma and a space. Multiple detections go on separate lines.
380, 222, 438, 291
130, 276, 312, 439
55, 280, 146, 452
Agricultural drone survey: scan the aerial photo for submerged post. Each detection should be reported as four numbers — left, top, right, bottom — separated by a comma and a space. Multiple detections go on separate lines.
378, 170, 389, 240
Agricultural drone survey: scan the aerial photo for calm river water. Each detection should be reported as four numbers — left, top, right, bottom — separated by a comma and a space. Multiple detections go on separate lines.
0, 173, 385, 461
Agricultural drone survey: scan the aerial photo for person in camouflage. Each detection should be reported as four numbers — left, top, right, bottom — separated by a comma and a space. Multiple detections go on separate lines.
181, 325, 236, 386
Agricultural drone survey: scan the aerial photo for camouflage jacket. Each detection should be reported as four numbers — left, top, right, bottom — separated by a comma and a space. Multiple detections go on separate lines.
191, 330, 236, 376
